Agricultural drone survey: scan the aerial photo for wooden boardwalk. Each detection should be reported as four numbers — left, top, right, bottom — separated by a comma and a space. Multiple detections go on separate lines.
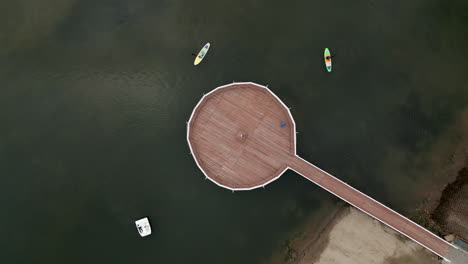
187, 82, 460, 262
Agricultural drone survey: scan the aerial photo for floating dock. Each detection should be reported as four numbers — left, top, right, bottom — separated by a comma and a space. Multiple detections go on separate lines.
187, 82, 465, 262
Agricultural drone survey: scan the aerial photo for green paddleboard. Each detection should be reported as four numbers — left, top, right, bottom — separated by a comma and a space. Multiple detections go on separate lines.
324, 48, 332, 72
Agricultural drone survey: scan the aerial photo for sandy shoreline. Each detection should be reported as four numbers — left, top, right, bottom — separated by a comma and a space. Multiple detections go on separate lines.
269, 205, 439, 264
305, 206, 438, 264
268, 165, 467, 264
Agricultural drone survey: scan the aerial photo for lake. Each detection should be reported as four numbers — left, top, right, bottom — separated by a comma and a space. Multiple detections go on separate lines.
1, 0, 467, 263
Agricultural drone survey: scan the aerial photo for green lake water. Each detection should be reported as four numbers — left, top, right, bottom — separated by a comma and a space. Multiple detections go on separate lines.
1, 0, 468, 263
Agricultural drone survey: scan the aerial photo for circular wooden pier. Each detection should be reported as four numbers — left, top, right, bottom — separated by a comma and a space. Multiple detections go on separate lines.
187, 82, 296, 190
186, 82, 461, 262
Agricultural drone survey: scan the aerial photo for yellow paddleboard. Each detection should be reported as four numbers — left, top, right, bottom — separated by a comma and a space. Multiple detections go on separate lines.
194, 43, 210, 65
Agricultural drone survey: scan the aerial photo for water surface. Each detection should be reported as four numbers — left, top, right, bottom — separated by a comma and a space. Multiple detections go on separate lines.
1, 0, 468, 263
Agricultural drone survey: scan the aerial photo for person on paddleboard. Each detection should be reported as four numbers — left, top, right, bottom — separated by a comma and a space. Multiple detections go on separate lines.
192, 52, 204, 58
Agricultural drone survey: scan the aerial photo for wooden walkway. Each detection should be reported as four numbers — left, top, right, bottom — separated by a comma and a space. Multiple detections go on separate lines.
288, 155, 452, 258
187, 82, 460, 262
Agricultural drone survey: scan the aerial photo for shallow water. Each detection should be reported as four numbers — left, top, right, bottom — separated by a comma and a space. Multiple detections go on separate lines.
1, 0, 468, 263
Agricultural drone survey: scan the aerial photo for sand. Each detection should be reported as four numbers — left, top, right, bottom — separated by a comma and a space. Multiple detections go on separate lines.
278, 206, 440, 264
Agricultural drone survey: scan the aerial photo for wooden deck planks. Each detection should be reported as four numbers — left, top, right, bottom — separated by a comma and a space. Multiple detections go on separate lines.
188, 83, 294, 188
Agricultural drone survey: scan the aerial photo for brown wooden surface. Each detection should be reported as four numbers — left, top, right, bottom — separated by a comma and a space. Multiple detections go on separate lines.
187, 83, 455, 260
188, 83, 295, 189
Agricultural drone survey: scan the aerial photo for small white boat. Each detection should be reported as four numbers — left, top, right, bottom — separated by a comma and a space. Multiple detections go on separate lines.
135, 217, 152, 237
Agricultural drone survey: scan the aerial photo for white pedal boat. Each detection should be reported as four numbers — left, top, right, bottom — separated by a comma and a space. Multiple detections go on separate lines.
135, 217, 152, 237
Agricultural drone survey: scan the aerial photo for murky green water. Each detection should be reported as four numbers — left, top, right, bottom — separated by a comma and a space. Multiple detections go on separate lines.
1, 0, 467, 263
